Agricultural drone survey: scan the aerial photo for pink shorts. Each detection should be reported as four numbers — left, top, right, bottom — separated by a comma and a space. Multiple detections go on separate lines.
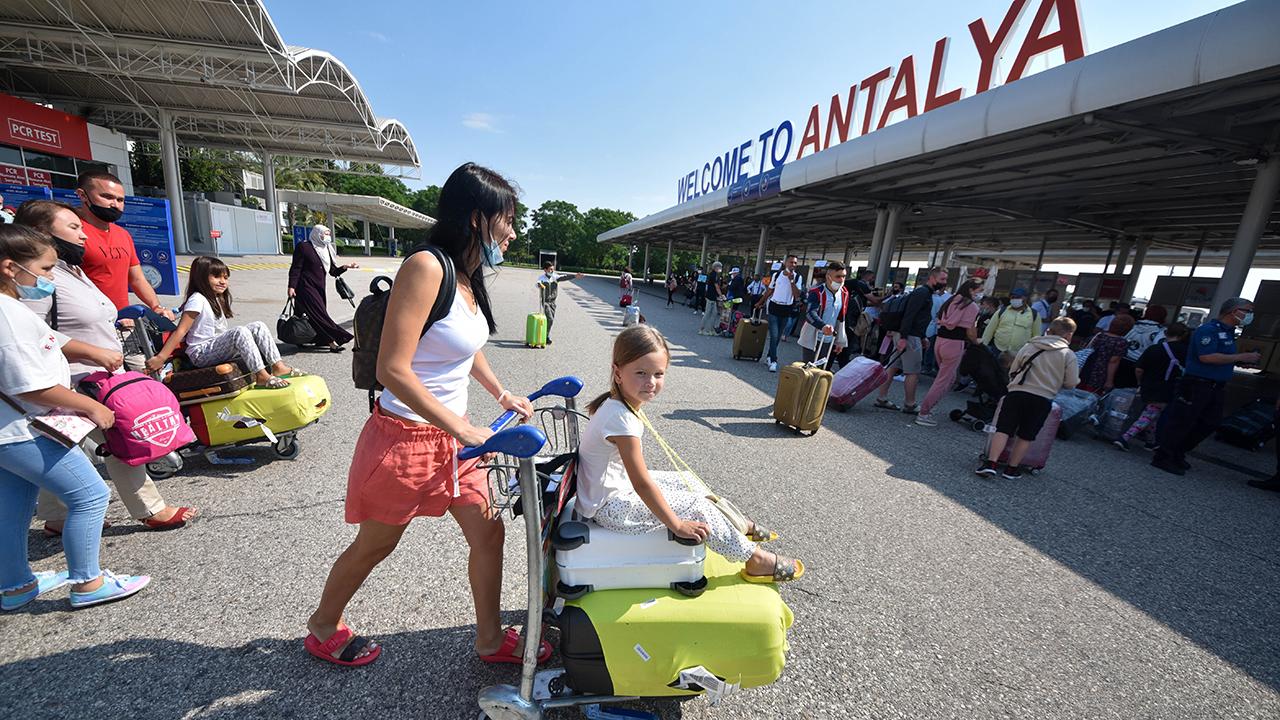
345, 406, 489, 525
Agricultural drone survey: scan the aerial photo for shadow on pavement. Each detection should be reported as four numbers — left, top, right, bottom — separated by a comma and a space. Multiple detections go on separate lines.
0, 625, 689, 719
569, 275, 1280, 694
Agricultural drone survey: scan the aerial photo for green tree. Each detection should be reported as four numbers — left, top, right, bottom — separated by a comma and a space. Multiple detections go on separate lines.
527, 200, 585, 266
579, 207, 638, 269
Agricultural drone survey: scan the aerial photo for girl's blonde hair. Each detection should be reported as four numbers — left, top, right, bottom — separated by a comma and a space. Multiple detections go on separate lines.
587, 325, 671, 414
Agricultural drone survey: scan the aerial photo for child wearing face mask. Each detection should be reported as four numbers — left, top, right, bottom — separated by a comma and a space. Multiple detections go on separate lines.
577, 325, 804, 583
0, 224, 152, 610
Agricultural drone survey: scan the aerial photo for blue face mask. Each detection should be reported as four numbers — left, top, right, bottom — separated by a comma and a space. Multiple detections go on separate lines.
483, 225, 505, 267
15, 264, 55, 300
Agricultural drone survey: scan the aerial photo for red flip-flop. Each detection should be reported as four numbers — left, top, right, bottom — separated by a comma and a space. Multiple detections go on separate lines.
142, 506, 197, 531
304, 626, 381, 667
479, 627, 553, 665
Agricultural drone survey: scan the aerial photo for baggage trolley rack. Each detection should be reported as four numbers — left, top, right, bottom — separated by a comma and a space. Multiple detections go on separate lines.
482, 403, 586, 515
462, 377, 645, 720
114, 305, 310, 478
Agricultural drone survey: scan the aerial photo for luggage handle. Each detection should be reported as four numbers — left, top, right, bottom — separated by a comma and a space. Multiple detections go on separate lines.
667, 528, 705, 546
808, 331, 837, 367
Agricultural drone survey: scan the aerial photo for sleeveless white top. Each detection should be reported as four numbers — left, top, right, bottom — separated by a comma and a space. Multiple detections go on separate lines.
379, 288, 489, 421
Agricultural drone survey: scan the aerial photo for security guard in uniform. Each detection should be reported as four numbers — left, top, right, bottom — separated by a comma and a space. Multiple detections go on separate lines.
1152, 297, 1261, 476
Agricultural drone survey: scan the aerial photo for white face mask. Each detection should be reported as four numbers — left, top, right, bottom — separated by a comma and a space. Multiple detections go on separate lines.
973, 292, 985, 302
827, 281, 842, 293
1011, 299, 1025, 308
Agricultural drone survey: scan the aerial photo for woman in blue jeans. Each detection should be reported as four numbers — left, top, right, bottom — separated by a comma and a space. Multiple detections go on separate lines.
0, 224, 150, 611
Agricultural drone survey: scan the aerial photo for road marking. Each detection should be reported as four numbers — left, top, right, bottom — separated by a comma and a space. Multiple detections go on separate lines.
177, 262, 293, 273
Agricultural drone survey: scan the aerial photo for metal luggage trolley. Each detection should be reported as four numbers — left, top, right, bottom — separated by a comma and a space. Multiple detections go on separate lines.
116, 305, 307, 478
463, 377, 647, 720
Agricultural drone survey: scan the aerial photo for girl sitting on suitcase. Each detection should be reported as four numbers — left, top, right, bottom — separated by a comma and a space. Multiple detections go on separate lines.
145, 256, 302, 389
578, 324, 804, 582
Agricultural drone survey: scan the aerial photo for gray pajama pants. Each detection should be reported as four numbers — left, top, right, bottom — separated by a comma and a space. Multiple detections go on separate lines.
186, 321, 281, 374
591, 471, 758, 562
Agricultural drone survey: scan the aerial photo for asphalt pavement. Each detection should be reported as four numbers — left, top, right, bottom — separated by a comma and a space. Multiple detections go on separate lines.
3, 258, 1278, 720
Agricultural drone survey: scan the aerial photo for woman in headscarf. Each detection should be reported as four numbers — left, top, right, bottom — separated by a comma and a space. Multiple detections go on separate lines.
287, 224, 357, 352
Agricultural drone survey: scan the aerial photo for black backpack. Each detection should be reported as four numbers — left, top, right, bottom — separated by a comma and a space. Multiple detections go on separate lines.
879, 293, 910, 332
352, 245, 456, 411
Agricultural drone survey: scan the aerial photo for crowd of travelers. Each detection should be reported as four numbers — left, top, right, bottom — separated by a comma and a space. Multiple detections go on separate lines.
662, 254, 1274, 485
2, 160, 1274, 687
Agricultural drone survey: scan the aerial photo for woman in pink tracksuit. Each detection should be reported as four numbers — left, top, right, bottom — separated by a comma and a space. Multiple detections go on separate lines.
916, 278, 984, 427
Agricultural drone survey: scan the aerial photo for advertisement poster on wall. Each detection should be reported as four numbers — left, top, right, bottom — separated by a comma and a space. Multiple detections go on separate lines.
51, 187, 179, 296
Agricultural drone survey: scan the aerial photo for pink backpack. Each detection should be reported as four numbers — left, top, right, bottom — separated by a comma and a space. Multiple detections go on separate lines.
80, 371, 195, 465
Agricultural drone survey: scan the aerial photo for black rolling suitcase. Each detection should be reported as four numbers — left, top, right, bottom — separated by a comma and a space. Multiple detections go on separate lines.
1216, 399, 1276, 450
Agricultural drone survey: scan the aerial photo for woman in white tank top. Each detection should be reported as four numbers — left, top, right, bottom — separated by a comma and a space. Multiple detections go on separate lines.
305, 163, 541, 668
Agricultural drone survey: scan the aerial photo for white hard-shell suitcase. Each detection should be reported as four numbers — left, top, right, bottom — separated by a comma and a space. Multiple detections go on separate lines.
552, 497, 707, 599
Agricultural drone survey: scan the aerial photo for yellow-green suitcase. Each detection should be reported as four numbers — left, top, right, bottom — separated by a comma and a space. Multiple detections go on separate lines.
188, 374, 331, 446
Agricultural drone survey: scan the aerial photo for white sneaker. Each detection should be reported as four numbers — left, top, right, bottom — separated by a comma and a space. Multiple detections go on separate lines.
915, 413, 937, 427
768, 361, 778, 372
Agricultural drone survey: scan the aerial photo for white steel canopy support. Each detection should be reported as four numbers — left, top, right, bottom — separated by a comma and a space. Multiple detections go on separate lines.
875, 205, 904, 290
158, 110, 188, 254
262, 151, 281, 255
665, 238, 674, 278
1212, 156, 1280, 311
754, 225, 769, 277
865, 206, 889, 283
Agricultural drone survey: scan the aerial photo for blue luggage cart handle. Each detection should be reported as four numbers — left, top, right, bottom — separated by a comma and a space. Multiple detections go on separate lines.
458, 424, 546, 461
117, 304, 177, 332
478, 376, 585, 439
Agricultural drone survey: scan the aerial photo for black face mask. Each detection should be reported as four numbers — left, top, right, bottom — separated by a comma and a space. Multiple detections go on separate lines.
87, 203, 122, 223
55, 238, 86, 266
933, 282, 947, 291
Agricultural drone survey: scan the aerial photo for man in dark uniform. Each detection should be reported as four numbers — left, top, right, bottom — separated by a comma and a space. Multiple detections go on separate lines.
1152, 297, 1261, 476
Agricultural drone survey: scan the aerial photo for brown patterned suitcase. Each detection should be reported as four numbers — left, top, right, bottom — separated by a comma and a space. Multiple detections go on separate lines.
163, 360, 251, 405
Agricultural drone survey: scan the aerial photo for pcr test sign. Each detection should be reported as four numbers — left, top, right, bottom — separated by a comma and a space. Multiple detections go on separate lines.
676, 0, 1087, 206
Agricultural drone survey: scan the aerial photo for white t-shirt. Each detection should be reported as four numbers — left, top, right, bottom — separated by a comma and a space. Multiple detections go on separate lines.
380, 289, 490, 420
770, 270, 799, 306
0, 294, 72, 445
22, 262, 121, 380
181, 292, 228, 350
575, 397, 644, 518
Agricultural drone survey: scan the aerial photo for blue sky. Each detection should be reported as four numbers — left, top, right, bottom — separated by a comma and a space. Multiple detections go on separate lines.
268, 0, 1240, 219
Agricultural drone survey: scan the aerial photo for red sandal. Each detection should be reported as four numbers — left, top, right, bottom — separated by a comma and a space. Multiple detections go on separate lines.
141, 506, 197, 530
479, 627, 553, 665
304, 626, 381, 667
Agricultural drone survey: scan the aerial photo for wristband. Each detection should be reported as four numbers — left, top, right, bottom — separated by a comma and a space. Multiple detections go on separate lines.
497, 390, 510, 404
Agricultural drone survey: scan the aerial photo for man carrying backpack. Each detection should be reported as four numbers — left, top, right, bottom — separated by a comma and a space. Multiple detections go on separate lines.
755, 255, 803, 372
874, 267, 947, 414
977, 318, 1079, 479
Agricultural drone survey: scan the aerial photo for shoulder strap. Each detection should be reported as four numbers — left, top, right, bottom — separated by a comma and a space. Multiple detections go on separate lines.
404, 244, 456, 338
1162, 341, 1182, 380
1010, 349, 1048, 384
48, 291, 58, 331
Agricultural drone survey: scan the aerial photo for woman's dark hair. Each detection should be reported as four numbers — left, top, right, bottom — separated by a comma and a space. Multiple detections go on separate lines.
14, 199, 77, 235
0, 225, 55, 280
938, 277, 985, 319
184, 255, 233, 319
426, 162, 519, 334
1164, 321, 1190, 341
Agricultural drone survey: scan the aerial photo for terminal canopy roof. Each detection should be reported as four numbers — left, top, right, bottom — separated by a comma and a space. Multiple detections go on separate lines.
601, 1, 1280, 267
272, 188, 434, 229
0, 0, 418, 168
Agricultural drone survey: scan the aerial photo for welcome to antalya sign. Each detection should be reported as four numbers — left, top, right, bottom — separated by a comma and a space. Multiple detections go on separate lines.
675, 0, 1087, 206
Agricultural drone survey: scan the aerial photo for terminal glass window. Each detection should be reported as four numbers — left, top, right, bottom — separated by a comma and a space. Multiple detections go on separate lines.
24, 149, 76, 175
0, 142, 115, 190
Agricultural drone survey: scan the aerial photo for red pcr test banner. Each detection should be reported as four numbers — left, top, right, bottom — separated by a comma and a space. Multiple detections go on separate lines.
0, 93, 93, 161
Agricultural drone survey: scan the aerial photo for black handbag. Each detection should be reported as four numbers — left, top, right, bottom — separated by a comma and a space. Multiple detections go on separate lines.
278, 298, 317, 346
335, 277, 356, 307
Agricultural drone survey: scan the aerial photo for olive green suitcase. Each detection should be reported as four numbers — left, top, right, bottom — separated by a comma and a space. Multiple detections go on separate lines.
772, 340, 833, 436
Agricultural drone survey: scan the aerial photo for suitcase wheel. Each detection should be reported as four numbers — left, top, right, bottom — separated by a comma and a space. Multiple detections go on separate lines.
146, 461, 178, 480
972, 420, 986, 432
273, 435, 301, 460
672, 576, 708, 597
556, 580, 591, 600
949, 409, 964, 422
